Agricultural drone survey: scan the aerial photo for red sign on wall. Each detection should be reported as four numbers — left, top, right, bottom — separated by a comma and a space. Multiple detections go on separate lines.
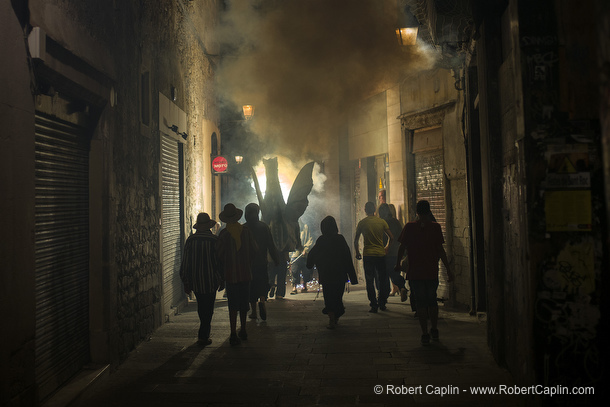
211, 156, 229, 174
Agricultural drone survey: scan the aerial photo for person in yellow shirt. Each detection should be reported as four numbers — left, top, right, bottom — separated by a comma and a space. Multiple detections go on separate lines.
354, 201, 393, 313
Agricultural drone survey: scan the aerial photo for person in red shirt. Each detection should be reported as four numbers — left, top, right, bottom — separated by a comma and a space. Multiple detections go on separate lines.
395, 200, 454, 345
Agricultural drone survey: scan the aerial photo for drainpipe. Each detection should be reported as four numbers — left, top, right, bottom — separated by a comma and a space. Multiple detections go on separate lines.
462, 88, 477, 316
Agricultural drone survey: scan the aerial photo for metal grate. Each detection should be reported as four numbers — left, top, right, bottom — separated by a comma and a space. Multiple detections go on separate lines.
415, 149, 449, 299
161, 134, 184, 318
34, 112, 90, 401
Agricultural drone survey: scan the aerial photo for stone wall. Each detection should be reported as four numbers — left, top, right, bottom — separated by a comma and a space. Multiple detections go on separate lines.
442, 95, 471, 309
399, 69, 472, 309
1, 1, 220, 402
446, 176, 472, 307
517, 0, 604, 391
109, 0, 220, 360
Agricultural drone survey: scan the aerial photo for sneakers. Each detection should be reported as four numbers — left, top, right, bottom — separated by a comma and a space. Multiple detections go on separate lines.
400, 288, 408, 302
369, 307, 378, 313
421, 333, 431, 346
290, 289, 298, 295
430, 328, 439, 341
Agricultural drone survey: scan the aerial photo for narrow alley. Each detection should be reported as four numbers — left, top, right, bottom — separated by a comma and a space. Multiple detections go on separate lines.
67, 287, 519, 407
3, 1, 609, 406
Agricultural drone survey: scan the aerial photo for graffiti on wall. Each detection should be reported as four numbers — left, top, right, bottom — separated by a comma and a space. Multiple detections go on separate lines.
536, 237, 601, 387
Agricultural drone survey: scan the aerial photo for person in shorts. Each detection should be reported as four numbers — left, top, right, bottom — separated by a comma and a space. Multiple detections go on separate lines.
395, 200, 454, 345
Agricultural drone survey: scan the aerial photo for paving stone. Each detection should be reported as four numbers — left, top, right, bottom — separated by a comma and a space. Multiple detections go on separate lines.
74, 287, 518, 406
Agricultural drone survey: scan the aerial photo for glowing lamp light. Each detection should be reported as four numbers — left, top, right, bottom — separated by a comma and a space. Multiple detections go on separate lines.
235, 155, 243, 164
242, 105, 254, 120
396, 6, 419, 46
396, 27, 418, 46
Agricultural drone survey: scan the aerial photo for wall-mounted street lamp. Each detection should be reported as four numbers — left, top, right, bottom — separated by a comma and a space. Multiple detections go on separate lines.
242, 105, 254, 120
396, 6, 419, 46
235, 155, 244, 164
396, 27, 418, 46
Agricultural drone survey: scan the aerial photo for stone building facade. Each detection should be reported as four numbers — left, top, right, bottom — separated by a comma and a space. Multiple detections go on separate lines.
329, 0, 608, 400
1, 0, 221, 404
464, 0, 606, 397
2, 1, 609, 406
325, 65, 471, 309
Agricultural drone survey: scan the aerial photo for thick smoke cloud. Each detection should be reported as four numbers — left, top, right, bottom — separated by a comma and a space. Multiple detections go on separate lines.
217, 0, 432, 161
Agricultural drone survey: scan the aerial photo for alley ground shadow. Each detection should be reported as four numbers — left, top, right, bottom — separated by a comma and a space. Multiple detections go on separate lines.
73, 286, 560, 406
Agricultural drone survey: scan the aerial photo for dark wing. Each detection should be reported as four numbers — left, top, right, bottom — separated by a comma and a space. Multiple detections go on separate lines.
250, 166, 266, 216
285, 161, 315, 223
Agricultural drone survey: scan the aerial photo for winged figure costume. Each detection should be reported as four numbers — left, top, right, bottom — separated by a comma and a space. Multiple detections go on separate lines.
250, 158, 315, 254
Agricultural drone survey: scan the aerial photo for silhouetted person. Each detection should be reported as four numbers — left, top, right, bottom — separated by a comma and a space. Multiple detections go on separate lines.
307, 216, 358, 329
217, 203, 257, 346
378, 203, 408, 302
179, 212, 224, 346
395, 200, 454, 345
244, 203, 279, 321
354, 201, 393, 313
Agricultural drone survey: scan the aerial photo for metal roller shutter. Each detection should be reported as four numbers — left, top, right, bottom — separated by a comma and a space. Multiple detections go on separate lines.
161, 134, 184, 317
414, 150, 449, 300
34, 112, 90, 401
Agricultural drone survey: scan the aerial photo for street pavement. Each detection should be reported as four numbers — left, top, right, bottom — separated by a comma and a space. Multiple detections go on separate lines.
72, 285, 525, 407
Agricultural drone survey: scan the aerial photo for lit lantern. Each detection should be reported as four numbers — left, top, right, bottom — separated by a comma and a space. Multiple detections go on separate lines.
395, 27, 418, 46
242, 105, 254, 120
396, 7, 419, 46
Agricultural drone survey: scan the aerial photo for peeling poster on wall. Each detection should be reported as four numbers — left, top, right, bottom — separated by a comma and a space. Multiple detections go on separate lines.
556, 239, 595, 296
544, 144, 592, 232
545, 190, 592, 231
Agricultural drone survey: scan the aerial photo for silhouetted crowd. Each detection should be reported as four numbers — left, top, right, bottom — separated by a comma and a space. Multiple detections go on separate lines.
180, 200, 453, 347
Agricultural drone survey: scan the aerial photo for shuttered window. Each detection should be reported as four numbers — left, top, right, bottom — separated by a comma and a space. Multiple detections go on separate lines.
412, 126, 449, 299
34, 112, 90, 401
161, 134, 185, 317
414, 150, 449, 299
